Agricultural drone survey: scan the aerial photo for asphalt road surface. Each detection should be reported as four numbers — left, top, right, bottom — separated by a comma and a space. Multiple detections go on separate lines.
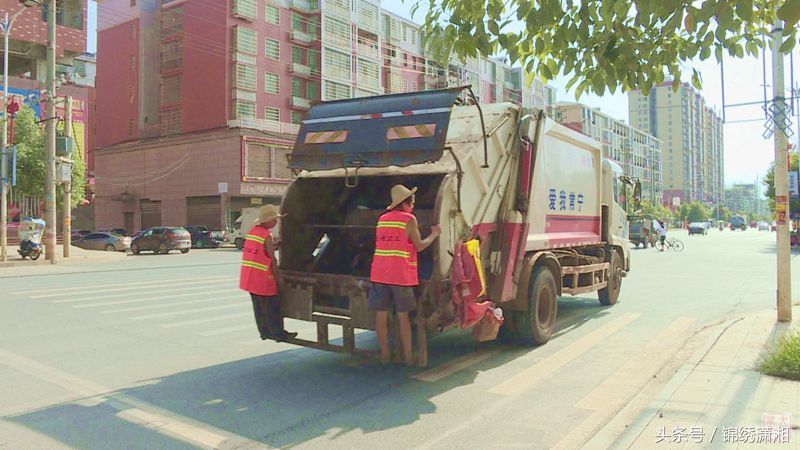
0, 228, 796, 449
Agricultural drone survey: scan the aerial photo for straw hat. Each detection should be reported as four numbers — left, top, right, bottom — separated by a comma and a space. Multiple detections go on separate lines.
257, 204, 286, 224
386, 184, 417, 210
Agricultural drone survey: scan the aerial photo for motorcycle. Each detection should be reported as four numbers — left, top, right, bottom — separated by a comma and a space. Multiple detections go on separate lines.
17, 218, 44, 260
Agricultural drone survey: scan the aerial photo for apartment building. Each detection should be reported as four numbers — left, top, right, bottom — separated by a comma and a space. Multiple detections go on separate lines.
628, 82, 724, 207
555, 103, 663, 204
0, 0, 94, 186
725, 183, 760, 216
94, 0, 556, 232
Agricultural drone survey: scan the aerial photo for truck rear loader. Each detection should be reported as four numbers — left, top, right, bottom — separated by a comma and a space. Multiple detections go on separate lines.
270, 87, 635, 366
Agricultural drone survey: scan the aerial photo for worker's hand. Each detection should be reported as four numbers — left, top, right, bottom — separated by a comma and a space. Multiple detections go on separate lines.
430, 224, 442, 238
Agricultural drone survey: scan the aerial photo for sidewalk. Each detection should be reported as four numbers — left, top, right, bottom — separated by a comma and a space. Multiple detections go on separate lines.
0, 244, 129, 269
602, 307, 800, 449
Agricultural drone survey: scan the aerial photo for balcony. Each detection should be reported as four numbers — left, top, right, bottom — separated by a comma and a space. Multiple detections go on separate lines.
290, 30, 316, 46
228, 118, 300, 135
290, 96, 312, 110
232, 52, 257, 65
323, 32, 351, 50
290, 0, 319, 13
325, 2, 350, 19
291, 62, 315, 78
357, 73, 380, 91
356, 38, 379, 60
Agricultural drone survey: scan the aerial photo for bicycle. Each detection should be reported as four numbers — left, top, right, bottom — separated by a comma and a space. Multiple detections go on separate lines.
657, 236, 684, 252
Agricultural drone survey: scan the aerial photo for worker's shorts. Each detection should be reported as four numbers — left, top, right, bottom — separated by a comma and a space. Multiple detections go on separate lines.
367, 282, 416, 313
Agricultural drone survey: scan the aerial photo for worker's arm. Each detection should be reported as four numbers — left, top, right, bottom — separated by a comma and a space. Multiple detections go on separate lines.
265, 235, 278, 262
406, 217, 441, 252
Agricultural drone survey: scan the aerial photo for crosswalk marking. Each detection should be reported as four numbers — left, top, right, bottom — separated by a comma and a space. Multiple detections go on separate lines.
73, 288, 236, 308
100, 296, 240, 314
414, 350, 500, 382
488, 313, 640, 396
23, 275, 236, 297
31, 276, 236, 299
51, 281, 237, 304
130, 303, 247, 321
162, 312, 252, 328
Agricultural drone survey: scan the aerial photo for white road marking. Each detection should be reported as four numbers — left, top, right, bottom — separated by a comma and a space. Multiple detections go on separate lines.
52, 281, 236, 304
130, 303, 247, 320
198, 324, 256, 337
162, 313, 252, 328
100, 296, 239, 314
488, 313, 640, 396
413, 350, 500, 382
0, 348, 270, 449
24, 275, 235, 297
30, 277, 236, 299
73, 288, 236, 308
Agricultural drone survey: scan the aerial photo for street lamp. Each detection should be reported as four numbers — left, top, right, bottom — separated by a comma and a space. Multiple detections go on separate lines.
0, 3, 37, 262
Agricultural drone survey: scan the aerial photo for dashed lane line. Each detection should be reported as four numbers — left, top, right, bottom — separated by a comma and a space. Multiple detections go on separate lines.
73, 288, 237, 309
413, 350, 500, 382
0, 348, 271, 449
22, 275, 235, 297
130, 303, 248, 321
162, 312, 252, 328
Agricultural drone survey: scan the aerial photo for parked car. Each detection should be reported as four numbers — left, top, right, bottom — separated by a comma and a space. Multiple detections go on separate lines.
688, 222, 708, 235
185, 225, 219, 249
73, 232, 131, 252
70, 229, 92, 241
757, 221, 770, 231
99, 228, 128, 236
729, 215, 747, 231
130, 227, 191, 254
628, 218, 657, 248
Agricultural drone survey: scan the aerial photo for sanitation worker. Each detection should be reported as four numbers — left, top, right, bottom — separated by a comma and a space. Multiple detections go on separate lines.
369, 184, 441, 366
239, 204, 297, 342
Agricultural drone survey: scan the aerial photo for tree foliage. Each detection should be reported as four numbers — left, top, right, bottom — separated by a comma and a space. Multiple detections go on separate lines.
11, 107, 85, 213
639, 199, 673, 221
674, 201, 711, 222
418, 0, 800, 96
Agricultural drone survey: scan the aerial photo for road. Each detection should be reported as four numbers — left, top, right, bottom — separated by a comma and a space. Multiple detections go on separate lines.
0, 229, 796, 449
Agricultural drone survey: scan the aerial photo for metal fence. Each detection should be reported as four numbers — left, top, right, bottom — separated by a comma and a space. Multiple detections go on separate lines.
9, 190, 41, 220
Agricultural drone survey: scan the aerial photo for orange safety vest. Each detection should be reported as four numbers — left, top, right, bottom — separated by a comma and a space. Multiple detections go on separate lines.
370, 210, 418, 286
239, 225, 278, 296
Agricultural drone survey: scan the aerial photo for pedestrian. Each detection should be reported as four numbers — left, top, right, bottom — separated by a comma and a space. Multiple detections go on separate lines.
656, 220, 667, 251
239, 204, 297, 342
369, 184, 441, 366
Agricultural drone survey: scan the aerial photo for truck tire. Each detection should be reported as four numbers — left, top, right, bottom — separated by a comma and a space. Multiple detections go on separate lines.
599, 250, 622, 306
235, 238, 243, 250
517, 266, 558, 345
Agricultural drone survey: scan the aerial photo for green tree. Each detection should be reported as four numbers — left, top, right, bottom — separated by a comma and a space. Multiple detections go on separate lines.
639, 199, 673, 221
763, 152, 799, 214
686, 201, 711, 222
418, 0, 800, 96
11, 106, 85, 212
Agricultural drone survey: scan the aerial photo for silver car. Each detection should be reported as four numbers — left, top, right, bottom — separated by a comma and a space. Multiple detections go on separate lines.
74, 232, 132, 252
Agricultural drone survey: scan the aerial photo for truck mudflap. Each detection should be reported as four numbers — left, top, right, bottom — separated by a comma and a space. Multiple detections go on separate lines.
289, 88, 465, 171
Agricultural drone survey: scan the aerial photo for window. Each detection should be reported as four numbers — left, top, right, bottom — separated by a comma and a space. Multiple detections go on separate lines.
264, 72, 280, 94
324, 49, 350, 80
128, 86, 134, 103
161, 7, 183, 36
264, 107, 280, 121
307, 16, 319, 36
323, 16, 350, 48
161, 75, 182, 105
234, 63, 257, 91
264, 2, 279, 24
291, 12, 304, 31
42, 0, 83, 30
129, 55, 136, 72
291, 46, 304, 65
160, 110, 182, 135
307, 80, 319, 100
235, 100, 256, 119
291, 111, 303, 125
324, 80, 350, 100
233, 0, 258, 20
265, 38, 280, 60
291, 77, 302, 97
128, 119, 135, 136
235, 27, 257, 55
161, 40, 182, 71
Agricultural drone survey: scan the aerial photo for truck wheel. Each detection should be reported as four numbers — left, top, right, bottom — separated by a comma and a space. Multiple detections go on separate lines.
526, 266, 558, 345
599, 251, 622, 306
235, 238, 243, 250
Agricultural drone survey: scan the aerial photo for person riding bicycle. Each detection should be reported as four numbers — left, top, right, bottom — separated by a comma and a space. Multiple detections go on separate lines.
655, 220, 668, 251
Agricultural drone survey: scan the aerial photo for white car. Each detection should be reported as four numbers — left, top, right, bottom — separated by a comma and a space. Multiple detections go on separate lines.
757, 221, 770, 231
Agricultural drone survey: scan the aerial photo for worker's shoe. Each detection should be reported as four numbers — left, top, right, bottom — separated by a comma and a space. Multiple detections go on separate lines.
274, 330, 298, 342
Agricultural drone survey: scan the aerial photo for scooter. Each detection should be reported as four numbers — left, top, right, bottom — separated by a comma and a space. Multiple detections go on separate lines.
17, 218, 44, 260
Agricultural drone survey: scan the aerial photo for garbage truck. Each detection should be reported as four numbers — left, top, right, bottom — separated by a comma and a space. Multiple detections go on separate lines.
272, 87, 636, 366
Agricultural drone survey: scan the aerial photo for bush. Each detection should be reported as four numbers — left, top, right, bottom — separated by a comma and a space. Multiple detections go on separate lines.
758, 331, 800, 381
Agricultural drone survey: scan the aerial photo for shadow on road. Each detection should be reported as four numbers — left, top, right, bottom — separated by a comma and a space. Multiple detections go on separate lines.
7, 297, 611, 449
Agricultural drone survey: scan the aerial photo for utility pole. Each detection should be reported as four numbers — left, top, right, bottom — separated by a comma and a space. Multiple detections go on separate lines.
772, 18, 792, 322
63, 95, 71, 258
1, 13, 10, 263
44, 0, 57, 264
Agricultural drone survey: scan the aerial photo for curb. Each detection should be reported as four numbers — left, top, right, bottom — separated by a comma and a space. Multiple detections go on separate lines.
0, 253, 129, 269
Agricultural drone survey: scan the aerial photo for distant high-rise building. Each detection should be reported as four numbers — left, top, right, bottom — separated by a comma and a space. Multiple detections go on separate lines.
725, 183, 760, 216
554, 102, 663, 204
94, 0, 557, 232
628, 82, 724, 208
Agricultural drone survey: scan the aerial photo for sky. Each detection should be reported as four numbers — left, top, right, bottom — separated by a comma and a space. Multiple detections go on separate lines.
85, 1, 782, 187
